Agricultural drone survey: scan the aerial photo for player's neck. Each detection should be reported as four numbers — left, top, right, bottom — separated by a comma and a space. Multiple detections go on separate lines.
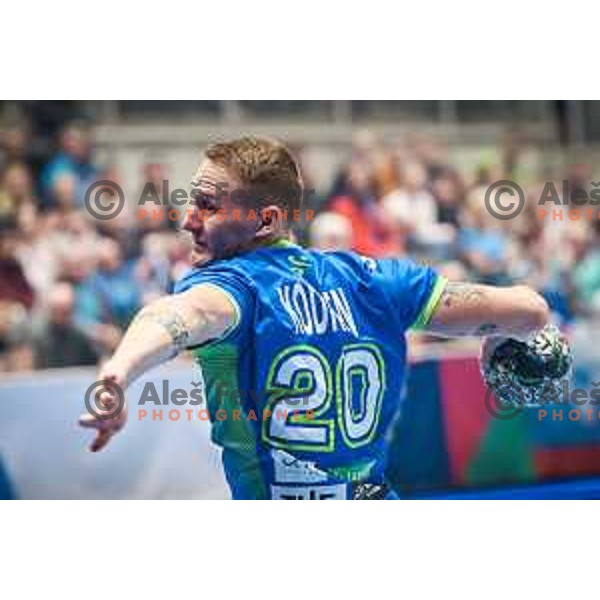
265, 237, 295, 248
253, 235, 295, 250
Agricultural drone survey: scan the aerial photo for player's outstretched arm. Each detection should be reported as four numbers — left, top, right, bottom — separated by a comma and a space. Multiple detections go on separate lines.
423, 281, 550, 340
78, 284, 237, 451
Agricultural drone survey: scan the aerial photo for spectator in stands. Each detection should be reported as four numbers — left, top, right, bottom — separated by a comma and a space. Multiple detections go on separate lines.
33, 282, 98, 369
0, 161, 37, 219
16, 208, 100, 300
310, 212, 353, 251
64, 248, 122, 356
458, 197, 511, 285
410, 134, 448, 182
0, 215, 35, 372
0, 299, 33, 372
168, 234, 195, 284
50, 173, 79, 212
0, 125, 40, 179
76, 237, 141, 335
372, 149, 401, 198
572, 224, 600, 317
432, 169, 465, 228
382, 160, 455, 255
136, 233, 175, 304
329, 160, 402, 257
0, 216, 35, 311
39, 123, 97, 209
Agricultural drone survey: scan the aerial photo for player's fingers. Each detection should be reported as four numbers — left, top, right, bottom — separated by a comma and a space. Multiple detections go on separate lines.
96, 390, 118, 412
90, 429, 114, 453
78, 413, 121, 431
78, 414, 102, 428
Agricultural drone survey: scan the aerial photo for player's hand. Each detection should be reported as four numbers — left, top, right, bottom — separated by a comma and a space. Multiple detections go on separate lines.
480, 324, 572, 407
78, 364, 128, 452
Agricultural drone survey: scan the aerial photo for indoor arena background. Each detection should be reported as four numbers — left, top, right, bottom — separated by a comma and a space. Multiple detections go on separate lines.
1, 100, 600, 499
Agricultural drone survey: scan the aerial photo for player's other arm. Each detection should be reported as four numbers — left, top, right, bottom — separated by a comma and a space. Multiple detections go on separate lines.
422, 281, 550, 341
102, 284, 235, 384
78, 284, 237, 451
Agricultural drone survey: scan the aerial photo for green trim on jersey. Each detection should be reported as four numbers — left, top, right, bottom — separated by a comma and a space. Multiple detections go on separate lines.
266, 238, 297, 249
192, 342, 268, 499
410, 275, 448, 330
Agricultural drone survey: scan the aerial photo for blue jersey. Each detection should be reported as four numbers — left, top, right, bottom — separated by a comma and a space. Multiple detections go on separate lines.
174, 240, 446, 499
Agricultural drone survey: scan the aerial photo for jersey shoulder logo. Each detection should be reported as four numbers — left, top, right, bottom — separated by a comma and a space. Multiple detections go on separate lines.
359, 255, 377, 273
287, 254, 312, 277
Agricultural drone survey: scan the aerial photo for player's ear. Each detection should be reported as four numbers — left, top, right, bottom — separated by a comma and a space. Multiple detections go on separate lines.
256, 205, 284, 239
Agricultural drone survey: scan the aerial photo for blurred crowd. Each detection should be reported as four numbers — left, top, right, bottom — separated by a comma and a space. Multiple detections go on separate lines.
311, 130, 600, 335
1, 114, 600, 372
0, 120, 191, 371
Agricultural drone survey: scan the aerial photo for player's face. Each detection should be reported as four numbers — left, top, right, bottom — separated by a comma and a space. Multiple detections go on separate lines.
183, 159, 260, 266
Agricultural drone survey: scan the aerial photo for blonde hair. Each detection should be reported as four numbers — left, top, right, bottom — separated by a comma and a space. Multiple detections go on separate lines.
205, 137, 303, 217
